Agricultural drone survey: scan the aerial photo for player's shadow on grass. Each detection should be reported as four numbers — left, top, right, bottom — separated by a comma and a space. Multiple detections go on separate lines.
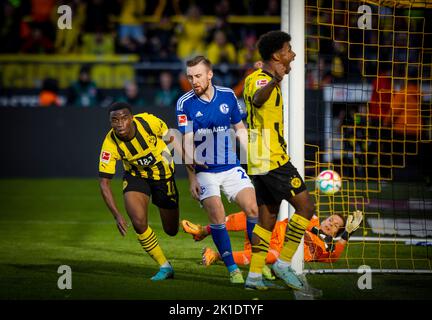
75, 245, 144, 258
3, 262, 295, 299
5, 259, 155, 279
169, 271, 231, 287
5, 261, 234, 288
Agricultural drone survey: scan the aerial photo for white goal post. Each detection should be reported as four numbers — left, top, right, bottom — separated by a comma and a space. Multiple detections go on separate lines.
281, 0, 306, 275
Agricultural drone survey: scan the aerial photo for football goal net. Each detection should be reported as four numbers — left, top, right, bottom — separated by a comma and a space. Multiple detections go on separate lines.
284, 0, 432, 274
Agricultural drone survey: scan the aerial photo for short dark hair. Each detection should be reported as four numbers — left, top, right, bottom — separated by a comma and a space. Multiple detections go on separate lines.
186, 55, 212, 69
109, 101, 132, 114
257, 31, 292, 61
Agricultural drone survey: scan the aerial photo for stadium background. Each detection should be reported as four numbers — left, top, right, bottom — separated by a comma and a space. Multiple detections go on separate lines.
1, 0, 432, 300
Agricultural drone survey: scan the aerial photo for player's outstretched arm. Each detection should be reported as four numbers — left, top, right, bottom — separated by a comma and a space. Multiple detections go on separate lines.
99, 177, 129, 236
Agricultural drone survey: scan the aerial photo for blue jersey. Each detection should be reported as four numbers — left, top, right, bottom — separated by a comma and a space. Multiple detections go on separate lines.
176, 85, 243, 173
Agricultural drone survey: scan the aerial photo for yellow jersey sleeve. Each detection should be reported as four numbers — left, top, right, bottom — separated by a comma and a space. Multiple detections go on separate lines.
244, 69, 288, 174
137, 113, 169, 137
244, 70, 272, 105
98, 132, 120, 178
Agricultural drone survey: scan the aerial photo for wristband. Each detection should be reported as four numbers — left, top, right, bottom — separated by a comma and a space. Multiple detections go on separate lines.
341, 230, 350, 241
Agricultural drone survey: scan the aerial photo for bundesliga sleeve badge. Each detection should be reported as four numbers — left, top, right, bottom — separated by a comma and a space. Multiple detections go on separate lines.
256, 79, 268, 88
101, 151, 111, 164
178, 114, 188, 126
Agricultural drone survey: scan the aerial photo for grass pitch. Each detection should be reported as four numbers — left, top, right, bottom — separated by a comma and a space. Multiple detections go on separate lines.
1, 179, 431, 300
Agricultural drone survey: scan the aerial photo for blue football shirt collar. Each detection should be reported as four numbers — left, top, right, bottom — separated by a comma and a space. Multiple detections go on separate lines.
196, 84, 218, 104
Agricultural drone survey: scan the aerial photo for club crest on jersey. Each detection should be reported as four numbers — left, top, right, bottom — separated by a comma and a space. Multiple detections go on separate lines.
219, 103, 229, 114
256, 79, 268, 87
177, 114, 188, 126
148, 136, 157, 146
291, 177, 302, 189
101, 151, 111, 163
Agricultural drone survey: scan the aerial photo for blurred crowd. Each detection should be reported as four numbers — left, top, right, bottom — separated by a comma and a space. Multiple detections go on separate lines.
305, 0, 430, 89
0, 0, 283, 107
0, 0, 280, 106
0, 0, 278, 64
1, 0, 431, 110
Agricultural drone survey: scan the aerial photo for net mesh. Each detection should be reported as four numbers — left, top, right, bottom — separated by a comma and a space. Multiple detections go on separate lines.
304, 0, 432, 272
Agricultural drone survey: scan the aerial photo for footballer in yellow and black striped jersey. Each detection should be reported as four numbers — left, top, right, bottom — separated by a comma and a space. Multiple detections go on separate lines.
99, 112, 174, 181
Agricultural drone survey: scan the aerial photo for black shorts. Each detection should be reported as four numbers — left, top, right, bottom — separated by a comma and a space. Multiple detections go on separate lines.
251, 161, 307, 206
123, 172, 179, 209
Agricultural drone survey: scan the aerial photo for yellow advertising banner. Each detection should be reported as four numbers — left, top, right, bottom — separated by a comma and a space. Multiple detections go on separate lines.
0, 54, 139, 89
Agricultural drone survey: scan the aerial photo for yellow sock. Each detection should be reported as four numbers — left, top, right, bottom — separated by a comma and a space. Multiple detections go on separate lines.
137, 226, 167, 266
249, 224, 272, 274
279, 213, 310, 262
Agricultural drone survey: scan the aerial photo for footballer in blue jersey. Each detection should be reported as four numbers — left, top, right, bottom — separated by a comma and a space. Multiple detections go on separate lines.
176, 56, 259, 284
176, 85, 242, 173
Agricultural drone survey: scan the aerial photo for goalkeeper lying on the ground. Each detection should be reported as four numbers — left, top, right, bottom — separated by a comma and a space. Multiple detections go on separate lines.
182, 210, 363, 267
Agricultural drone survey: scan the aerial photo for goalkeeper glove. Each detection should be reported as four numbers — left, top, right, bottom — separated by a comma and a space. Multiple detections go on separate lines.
311, 226, 336, 253
341, 210, 363, 241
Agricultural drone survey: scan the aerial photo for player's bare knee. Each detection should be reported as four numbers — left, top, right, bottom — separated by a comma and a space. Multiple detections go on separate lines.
133, 222, 148, 234
251, 233, 260, 246
164, 224, 179, 237
207, 207, 222, 219
302, 201, 315, 220
244, 203, 259, 219
294, 202, 315, 220
260, 214, 277, 230
131, 217, 148, 233
205, 203, 225, 222
165, 229, 178, 237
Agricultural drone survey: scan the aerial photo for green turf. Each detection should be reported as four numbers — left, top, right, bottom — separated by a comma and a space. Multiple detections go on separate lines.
1, 179, 432, 300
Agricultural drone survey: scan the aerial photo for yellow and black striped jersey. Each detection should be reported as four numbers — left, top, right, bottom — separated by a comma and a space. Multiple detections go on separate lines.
243, 68, 289, 175
98, 113, 174, 180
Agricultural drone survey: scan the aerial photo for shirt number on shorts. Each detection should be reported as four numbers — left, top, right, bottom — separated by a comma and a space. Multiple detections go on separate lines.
237, 169, 247, 179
